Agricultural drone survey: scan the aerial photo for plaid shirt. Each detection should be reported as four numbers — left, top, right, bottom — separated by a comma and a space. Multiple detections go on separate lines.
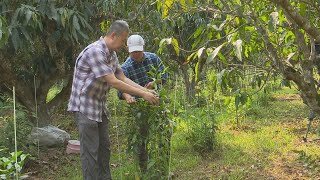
68, 37, 122, 122
119, 52, 168, 98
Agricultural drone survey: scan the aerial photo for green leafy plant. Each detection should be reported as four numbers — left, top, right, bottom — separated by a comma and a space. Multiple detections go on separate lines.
147, 62, 168, 91
0, 148, 30, 179
0, 105, 33, 151
125, 64, 175, 178
126, 91, 175, 179
184, 107, 218, 154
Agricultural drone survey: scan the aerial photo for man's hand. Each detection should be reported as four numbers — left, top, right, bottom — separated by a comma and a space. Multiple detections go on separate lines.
144, 81, 154, 89
142, 91, 159, 105
147, 89, 157, 95
123, 93, 136, 104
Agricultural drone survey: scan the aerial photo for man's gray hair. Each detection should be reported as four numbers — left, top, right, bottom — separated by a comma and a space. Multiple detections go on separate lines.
106, 20, 129, 36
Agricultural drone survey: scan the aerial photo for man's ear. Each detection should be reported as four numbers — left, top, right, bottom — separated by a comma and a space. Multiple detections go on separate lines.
110, 32, 117, 40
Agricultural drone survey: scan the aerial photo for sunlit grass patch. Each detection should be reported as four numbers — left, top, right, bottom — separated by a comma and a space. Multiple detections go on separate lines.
215, 125, 294, 164
170, 129, 202, 169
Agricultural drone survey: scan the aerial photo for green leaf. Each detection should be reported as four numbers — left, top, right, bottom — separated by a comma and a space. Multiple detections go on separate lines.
147, 159, 156, 169
233, 39, 242, 61
0, 17, 9, 48
240, 92, 247, 105
300, 3, 306, 16
158, 0, 174, 18
72, 28, 78, 42
78, 29, 89, 39
60, 8, 68, 28
61, 15, 66, 28
214, 19, 227, 31
158, 38, 172, 54
195, 60, 200, 81
257, 76, 262, 88
180, 0, 187, 11
73, 15, 80, 30
208, 31, 213, 40
11, 28, 20, 50
171, 37, 180, 55
193, 26, 204, 39
159, 38, 167, 48
224, 96, 231, 106
186, 51, 197, 62
20, 154, 29, 162
10, 151, 23, 160
244, 46, 249, 58
217, 52, 227, 65
49, 2, 58, 21
38, 20, 43, 32
286, 52, 295, 61
20, 27, 32, 42
25, 9, 32, 25
268, 12, 279, 32
165, 38, 172, 45
217, 69, 225, 84
284, 31, 294, 43
279, 31, 287, 44
197, 47, 205, 59
78, 15, 93, 31
11, 8, 21, 26
206, 43, 225, 64
192, 36, 202, 49
260, 15, 268, 23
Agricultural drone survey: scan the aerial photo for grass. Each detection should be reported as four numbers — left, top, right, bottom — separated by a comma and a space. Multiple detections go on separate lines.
171, 132, 202, 170
2, 87, 320, 179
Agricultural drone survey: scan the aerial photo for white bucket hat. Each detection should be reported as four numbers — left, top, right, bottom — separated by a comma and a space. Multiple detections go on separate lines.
127, 35, 145, 53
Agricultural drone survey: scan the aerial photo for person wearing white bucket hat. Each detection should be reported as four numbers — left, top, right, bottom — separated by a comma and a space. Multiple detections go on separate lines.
119, 34, 168, 173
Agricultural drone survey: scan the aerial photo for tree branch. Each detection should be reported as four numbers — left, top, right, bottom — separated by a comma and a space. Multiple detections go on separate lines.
272, 0, 320, 42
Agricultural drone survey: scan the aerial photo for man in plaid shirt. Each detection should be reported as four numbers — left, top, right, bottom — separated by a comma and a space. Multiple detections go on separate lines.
119, 35, 168, 172
68, 21, 159, 180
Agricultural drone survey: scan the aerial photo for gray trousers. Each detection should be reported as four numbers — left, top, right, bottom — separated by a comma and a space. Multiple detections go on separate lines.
75, 112, 111, 180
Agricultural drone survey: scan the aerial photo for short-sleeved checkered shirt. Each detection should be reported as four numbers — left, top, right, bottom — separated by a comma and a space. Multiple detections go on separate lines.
121, 52, 168, 86
68, 37, 122, 122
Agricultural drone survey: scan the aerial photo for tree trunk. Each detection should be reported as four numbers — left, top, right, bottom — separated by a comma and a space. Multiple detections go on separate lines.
180, 64, 195, 102
270, 0, 320, 115
250, 8, 320, 115
0, 49, 73, 127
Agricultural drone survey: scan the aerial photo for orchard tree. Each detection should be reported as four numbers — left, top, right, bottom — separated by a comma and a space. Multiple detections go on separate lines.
0, 0, 111, 126
0, 0, 176, 126
158, 0, 320, 114
156, 0, 222, 100
217, 0, 320, 114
